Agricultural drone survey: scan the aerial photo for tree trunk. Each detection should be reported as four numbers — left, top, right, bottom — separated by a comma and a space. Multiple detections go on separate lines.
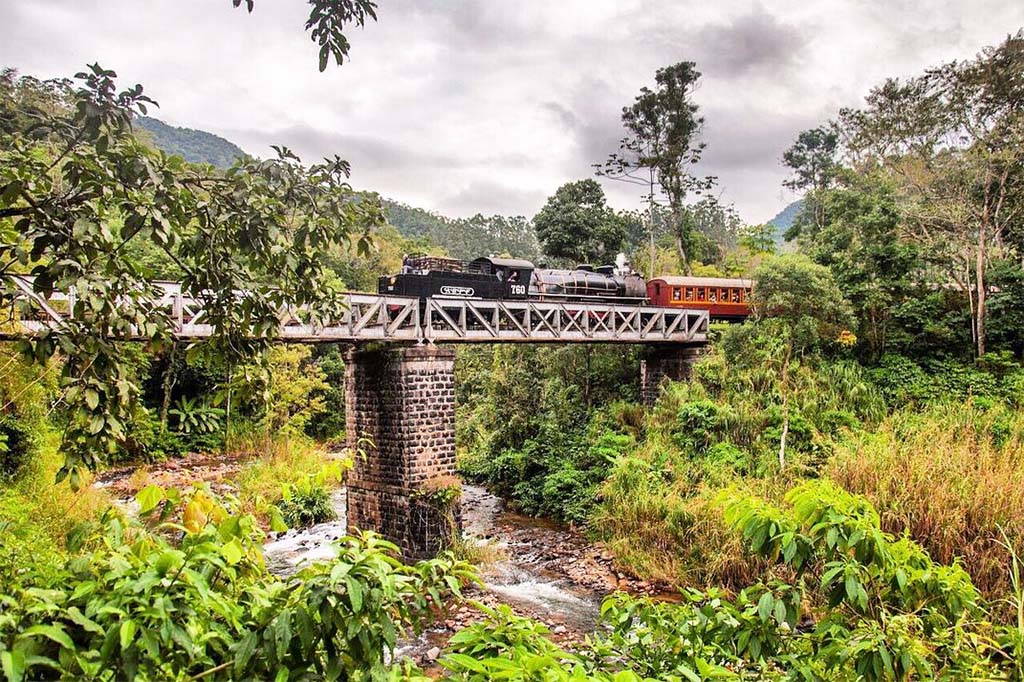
778, 410, 790, 470
674, 233, 692, 276
777, 345, 793, 470
584, 346, 592, 410
976, 225, 987, 357
159, 343, 178, 434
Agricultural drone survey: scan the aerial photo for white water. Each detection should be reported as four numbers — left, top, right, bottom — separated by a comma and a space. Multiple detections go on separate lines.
262, 484, 603, 631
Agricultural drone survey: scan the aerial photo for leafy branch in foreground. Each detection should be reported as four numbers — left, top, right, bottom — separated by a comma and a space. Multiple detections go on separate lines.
0, 65, 383, 482
232, 0, 379, 71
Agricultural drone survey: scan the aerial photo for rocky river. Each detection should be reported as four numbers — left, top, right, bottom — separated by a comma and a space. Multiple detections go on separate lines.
96, 452, 666, 664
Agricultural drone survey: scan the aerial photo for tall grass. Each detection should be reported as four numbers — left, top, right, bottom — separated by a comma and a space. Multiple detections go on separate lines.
10, 430, 114, 542
829, 402, 1024, 599
234, 437, 346, 524
591, 438, 802, 591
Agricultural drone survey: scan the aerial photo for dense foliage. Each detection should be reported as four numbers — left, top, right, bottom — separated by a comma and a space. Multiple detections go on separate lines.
0, 485, 474, 681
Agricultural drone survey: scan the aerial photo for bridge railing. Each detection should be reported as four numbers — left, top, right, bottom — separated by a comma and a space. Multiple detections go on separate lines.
2, 276, 708, 344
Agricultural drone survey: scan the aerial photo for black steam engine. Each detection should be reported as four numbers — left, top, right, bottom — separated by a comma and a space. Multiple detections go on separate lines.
379, 254, 647, 304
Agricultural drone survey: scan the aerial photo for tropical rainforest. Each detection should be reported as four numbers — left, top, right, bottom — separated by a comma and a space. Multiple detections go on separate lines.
2, 2, 1024, 680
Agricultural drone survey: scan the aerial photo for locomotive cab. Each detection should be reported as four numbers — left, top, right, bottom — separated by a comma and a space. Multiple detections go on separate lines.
469, 257, 534, 300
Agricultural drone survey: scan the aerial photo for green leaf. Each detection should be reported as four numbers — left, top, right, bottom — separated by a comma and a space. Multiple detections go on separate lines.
346, 575, 363, 613
757, 592, 774, 622
845, 573, 859, 603
137, 485, 164, 513
120, 620, 137, 650
21, 624, 74, 650
66, 606, 104, 634
234, 631, 258, 676
1, 650, 25, 682
221, 539, 244, 566
269, 507, 289, 533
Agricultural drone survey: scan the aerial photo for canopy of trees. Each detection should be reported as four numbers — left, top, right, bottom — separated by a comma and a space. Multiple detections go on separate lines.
532, 179, 626, 265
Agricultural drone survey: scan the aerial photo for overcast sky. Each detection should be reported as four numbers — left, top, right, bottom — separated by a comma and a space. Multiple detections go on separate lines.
3, 1, 1023, 224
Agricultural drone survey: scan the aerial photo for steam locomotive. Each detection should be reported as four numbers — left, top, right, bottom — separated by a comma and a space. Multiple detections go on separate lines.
378, 253, 752, 318
379, 253, 647, 303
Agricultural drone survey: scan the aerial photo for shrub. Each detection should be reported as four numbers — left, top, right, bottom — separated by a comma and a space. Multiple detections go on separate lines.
673, 400, 727, 452
0, 413, 35, 479
0, 486, 475, 681
234, 443, 347, 527
275, 481, 335, 528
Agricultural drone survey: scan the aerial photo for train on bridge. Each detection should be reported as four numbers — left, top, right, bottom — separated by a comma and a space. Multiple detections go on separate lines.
379, 254, 753, 320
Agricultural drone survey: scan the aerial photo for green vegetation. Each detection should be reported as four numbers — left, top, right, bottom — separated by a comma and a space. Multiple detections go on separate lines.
0, 485, 474, 681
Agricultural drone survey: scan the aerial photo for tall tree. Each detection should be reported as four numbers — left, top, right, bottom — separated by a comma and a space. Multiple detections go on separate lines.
598, 61, 715, 275
747, 256, 853, 468
782, 124, 840, 236
838, 31, 1024, 356
532, 180, 626, 265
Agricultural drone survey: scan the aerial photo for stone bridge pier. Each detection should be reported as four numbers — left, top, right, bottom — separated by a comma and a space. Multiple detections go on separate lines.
640, 345, 703, 405
344, 345, 461, 560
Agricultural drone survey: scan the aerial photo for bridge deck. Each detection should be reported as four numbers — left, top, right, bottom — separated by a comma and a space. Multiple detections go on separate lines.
4, 279, 708, 345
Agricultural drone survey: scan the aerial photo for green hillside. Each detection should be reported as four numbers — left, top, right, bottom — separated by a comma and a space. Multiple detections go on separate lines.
135, 116, 246, 168
766, 198, 802, 239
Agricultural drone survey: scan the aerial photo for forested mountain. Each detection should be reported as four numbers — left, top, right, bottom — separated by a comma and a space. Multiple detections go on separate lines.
135, 116, 247, 168
766, 198, 802, 244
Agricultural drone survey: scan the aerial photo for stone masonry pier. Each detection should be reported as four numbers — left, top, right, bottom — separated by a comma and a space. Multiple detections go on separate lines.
344, 346, 461, 560
639, 345, 703, 405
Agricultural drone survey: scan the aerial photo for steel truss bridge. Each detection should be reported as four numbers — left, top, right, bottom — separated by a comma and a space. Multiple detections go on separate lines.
3, 278, 708, 345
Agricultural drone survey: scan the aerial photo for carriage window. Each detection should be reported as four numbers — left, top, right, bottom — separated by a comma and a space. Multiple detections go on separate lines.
697, 288, 706, 301
731, 289, 740, 303
685, 288, 694, 301
671, 287, 681, 301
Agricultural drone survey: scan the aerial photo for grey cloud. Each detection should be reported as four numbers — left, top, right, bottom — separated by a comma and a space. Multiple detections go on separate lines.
699, 105, 825, 172
436, 180, 547, 218
4, 0, 1023, 226
695, 7, 807, 77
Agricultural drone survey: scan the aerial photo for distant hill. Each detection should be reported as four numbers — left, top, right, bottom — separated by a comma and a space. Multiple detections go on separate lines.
135, 116, 246, 169
767, 199, 803, 245
382, 199, 449, 241
132, 119, 530, 260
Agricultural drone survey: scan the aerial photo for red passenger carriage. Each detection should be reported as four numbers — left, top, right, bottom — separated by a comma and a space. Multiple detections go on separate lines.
646, 276, 753, 320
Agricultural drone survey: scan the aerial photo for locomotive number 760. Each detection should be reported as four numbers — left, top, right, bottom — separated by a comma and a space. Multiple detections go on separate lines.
509, 284, 527, 296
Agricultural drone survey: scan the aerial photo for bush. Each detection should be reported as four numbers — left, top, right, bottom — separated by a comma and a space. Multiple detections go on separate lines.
234, 443, 346, 527
0, 486, 474, 681
673, 400, 727, 452
275, 482, 335, 528
0, 413, 35, 479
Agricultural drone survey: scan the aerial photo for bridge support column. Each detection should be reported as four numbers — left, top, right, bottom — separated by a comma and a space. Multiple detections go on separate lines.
640, 345, 703, 405
344, 346, 460, 561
